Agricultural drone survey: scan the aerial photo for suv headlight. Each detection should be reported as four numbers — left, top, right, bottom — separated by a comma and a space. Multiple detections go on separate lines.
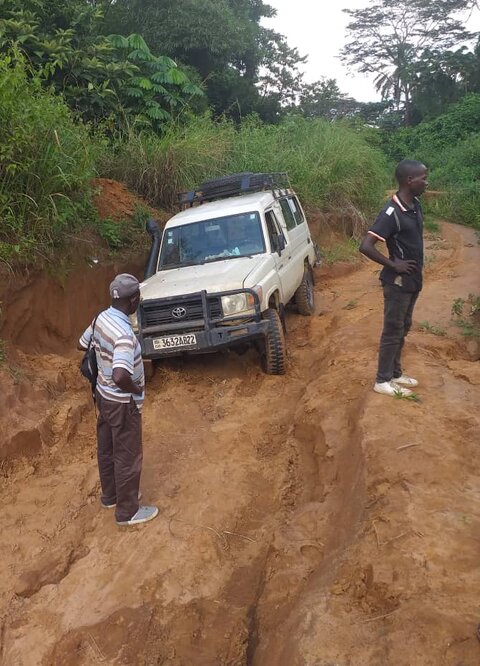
221, 293, 249, 315
221, 288, 262, 316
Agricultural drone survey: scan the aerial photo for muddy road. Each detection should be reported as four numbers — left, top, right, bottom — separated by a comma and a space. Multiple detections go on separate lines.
0, 222, 479, 665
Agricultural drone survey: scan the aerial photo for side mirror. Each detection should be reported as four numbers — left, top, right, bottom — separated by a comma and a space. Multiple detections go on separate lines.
276, 234, 286, 255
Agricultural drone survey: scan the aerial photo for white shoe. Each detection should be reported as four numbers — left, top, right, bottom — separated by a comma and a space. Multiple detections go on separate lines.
392, 374, 418, 387
116, 505, 159, 526
373, 381, 412, 397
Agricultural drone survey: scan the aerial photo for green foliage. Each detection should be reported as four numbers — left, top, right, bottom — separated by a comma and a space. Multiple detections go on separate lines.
385, 94, 480, 161
321, 239, 360, 265
424, 217, 440, 234
451, 294, 480, 337
100, 114, 389, 217
384, 95, 480, 229
0, 1, 203, 131
419, 321, 447, 336
342, 0, 477, 126
0, 51, 95, 266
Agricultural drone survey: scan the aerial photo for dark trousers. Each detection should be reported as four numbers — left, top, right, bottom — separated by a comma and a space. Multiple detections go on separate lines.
376, 284, 419, 383
96, 391, 142, 522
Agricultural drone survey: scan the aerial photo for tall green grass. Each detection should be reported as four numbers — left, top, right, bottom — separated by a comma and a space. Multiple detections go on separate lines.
100, 114, 389, 224
0, 52, 96, 266
385, 95, 480, 230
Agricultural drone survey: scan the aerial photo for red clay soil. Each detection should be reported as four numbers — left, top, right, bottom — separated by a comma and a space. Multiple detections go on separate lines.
0, 222, 479, 665
92, 178, 163, 222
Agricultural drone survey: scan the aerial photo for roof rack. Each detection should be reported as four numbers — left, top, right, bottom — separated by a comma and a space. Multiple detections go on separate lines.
178, 172, 293, 208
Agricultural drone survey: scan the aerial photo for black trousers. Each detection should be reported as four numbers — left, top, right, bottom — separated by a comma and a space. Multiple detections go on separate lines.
376, 284, 419, 383
96, 391, 142, 522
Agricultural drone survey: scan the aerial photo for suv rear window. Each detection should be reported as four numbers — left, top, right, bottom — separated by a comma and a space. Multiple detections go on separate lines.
279, 199, 296, 231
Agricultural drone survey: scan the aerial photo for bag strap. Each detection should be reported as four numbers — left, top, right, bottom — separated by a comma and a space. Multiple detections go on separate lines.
88, 314, 99, 351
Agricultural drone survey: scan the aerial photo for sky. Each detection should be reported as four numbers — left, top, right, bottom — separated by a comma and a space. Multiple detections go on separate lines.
263, 0, 480, 103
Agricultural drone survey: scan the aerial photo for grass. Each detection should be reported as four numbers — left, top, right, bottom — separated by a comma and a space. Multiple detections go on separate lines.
0, 53, 96, 267
0, 339, 5, 363
321, 238, 360, 265
424, 217, 440, 234
393, 388, 421, 402
100, 114, 389, 222
451, 294, 480, 337
419, 321, 447, 336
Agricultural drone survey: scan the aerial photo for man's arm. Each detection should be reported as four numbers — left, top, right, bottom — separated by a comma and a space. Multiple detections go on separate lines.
112, 335, 142, 396
359, 233, 417, 274
77, 323, 93, 351
112, 367, 142, 395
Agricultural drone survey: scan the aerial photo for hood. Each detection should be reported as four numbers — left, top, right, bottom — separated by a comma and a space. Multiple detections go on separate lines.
140, 255, 267, 300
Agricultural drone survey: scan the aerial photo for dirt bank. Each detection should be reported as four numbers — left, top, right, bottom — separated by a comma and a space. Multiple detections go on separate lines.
0, 222, 479, 665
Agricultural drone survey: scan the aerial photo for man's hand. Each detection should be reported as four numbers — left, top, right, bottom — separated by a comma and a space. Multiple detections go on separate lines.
391, 258, 417, 274
112, 367, 143, 395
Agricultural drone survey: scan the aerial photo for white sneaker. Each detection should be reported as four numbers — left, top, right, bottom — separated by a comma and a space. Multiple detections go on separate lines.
392, 374, 418, 387
373, 381, 412, 397
116, 505, 159, 526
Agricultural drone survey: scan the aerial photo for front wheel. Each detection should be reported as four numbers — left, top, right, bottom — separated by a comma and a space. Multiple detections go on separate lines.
261, 308, 286, 375
295, 266, 315, 316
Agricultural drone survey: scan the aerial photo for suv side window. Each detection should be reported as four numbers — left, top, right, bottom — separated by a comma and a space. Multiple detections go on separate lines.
279, 199, 296, 231
265, 210, 285, 252
288, 196, 305, 226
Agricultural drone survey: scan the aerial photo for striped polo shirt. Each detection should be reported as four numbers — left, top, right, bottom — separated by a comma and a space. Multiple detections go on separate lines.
79, 307, 145, 410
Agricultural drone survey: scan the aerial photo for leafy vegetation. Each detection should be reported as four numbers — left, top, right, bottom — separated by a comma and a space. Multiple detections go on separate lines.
419, 321, 447, 336
0, 52, 95, 266
100, 115, 388, 213
451, 294, 480, 337
1, 0, 480, 267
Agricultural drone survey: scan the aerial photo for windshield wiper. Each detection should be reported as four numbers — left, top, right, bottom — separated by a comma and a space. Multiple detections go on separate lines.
201, 254, 254, 265
159, 260, 199, 270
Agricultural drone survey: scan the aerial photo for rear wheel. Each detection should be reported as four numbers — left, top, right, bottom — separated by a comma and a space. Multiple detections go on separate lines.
295, 266, 315, 316
261, 308, 286, 375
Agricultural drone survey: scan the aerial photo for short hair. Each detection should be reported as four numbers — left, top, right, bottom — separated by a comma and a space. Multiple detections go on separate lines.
395, 160, 426, 184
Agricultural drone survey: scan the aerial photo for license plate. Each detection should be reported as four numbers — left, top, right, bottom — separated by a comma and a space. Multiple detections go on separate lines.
152, 333, 197, 350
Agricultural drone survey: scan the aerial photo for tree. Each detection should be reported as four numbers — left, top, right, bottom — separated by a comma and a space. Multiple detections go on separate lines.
341, 0, 477, 125
100, 0, 307, 121
297, 78, 357, 120
0, 0, 203, 130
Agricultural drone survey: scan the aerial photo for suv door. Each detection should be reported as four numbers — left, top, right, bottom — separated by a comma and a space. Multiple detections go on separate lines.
277, 196, 310, 289
265, 208, 297, 304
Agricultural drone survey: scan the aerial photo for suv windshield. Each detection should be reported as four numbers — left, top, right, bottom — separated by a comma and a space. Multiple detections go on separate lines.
159, 212, 265, 269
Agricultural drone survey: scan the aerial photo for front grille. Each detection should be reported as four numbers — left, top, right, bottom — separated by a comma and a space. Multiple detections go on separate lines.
141, 295, 222, 328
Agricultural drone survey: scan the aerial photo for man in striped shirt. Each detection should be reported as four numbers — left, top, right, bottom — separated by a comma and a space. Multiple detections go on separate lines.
360, 160, 428, 397
79, 273, 158, 526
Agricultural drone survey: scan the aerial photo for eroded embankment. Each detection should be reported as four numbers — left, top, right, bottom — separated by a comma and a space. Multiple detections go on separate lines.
0, 221, 479, 666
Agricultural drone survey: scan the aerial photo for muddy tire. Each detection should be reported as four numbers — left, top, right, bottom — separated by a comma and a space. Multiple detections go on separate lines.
261, 308, 286, 375
295, 266, 315, 316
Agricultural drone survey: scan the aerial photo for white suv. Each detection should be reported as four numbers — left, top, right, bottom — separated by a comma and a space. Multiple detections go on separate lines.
134, 173, 318, 374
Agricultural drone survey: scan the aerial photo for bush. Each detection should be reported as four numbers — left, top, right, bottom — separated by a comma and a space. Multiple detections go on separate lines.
100, 114, 389, 226
383, 95, 480, 230
0, 52, 96, 266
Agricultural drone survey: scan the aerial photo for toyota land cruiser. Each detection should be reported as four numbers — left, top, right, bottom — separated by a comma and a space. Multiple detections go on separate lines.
133, 173, 318, 374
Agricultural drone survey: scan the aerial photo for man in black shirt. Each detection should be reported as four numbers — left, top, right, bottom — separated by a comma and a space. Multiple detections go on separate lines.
360, 160, 428, 397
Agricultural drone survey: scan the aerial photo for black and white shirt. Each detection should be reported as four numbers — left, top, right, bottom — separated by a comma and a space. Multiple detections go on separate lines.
368, 193, 424, 292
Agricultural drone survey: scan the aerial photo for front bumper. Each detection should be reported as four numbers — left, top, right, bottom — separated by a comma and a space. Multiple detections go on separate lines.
141, 320, 269, 358
138, 288, 267, 359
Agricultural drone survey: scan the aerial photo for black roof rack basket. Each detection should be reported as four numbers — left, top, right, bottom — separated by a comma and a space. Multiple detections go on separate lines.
178, 172, 292, 208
